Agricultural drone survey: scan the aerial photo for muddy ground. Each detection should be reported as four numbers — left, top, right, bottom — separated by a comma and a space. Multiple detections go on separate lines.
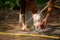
0, 9, 60, 40
0, 1, 60, 39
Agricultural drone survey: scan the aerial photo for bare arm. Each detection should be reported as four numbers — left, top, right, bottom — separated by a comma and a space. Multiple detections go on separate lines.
42, 0, 55, 26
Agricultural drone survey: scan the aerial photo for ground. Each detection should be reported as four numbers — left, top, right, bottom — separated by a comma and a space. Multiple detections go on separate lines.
0, 0, 60, 39
0, 9, 60, 40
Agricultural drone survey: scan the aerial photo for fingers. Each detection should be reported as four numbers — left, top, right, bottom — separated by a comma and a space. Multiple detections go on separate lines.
42, 19, 47, 26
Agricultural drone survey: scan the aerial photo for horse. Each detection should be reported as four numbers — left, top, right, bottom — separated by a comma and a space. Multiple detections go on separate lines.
19, 0, 55, 31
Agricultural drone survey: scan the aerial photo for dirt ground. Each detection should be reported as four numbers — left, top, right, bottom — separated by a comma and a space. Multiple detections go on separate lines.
0, 1, 60, 40
0, 9, 60, 40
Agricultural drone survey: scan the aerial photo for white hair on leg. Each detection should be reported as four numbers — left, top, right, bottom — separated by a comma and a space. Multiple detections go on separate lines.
19, 14, 23, 23
32, 11, 44, 32
32, 13, 41, 30
21, 23, 27, 30
19, 14, 27, 30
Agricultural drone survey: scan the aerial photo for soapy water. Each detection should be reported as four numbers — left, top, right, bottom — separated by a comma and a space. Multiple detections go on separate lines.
25, 11, 45, 33
19, 1, 50, 33
19, 10, 45, 33
26, 11, 44, 24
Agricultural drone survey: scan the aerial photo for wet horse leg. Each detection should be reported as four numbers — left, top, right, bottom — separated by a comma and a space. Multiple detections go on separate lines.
19, 0, 25, 23
28, 0, 41, 30
19, 0, 27, 30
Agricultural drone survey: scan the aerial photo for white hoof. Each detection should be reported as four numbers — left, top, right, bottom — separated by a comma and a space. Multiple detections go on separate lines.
21, 23, 27, 30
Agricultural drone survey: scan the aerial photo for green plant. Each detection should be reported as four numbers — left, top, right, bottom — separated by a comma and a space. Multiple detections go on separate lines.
0, 0, 48, 10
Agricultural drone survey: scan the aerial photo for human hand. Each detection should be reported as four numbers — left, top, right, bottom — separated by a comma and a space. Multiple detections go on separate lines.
42, 18, 47, 26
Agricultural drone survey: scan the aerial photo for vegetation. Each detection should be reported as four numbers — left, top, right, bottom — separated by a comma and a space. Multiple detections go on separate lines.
0, 0, 20, 10
0, 0, 48, 10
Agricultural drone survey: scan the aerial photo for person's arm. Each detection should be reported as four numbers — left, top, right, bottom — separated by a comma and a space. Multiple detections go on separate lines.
42, 0, 55, 26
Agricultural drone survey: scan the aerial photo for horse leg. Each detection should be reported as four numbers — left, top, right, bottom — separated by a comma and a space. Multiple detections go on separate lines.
28, 0, 41, 30
19, 0, 27, 31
